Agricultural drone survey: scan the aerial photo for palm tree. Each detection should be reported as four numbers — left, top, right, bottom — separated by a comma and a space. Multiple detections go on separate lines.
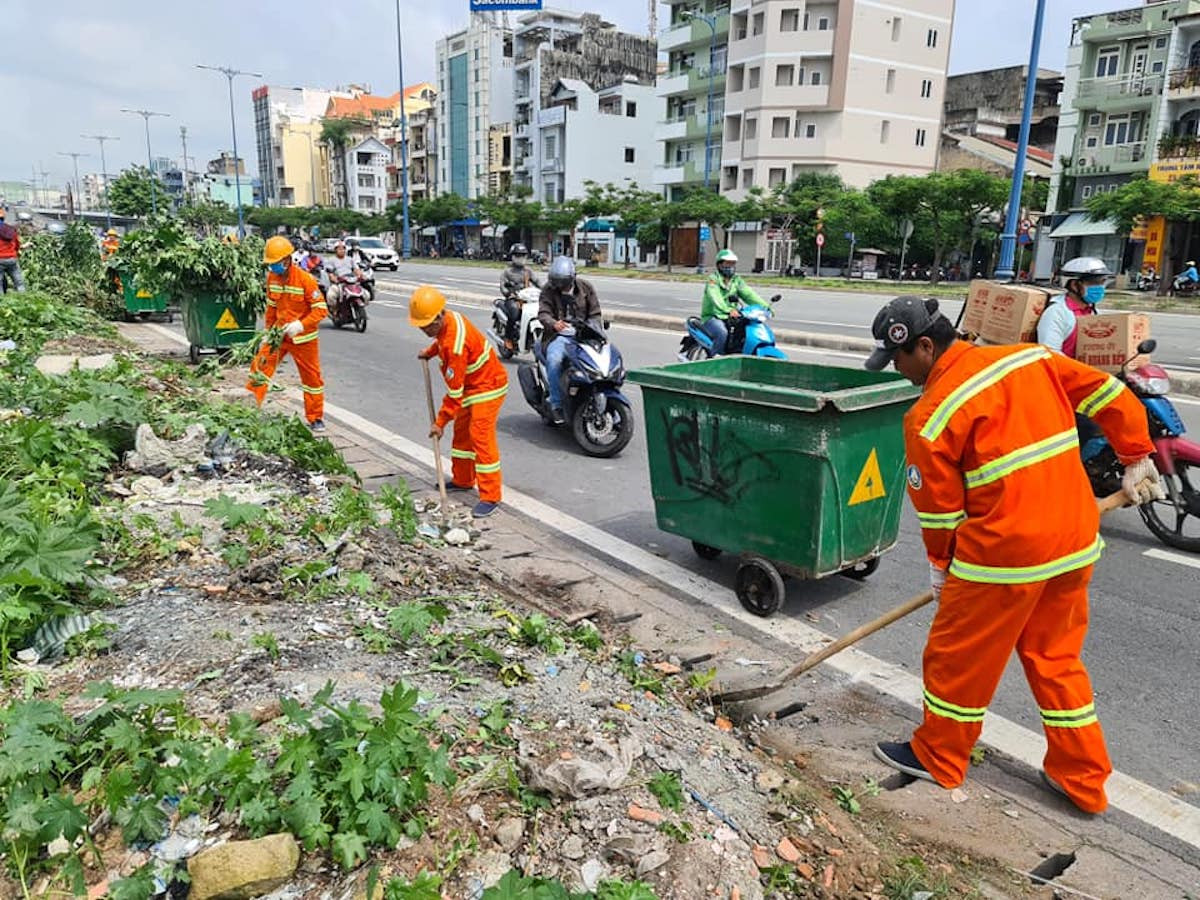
320, 117, 369, 209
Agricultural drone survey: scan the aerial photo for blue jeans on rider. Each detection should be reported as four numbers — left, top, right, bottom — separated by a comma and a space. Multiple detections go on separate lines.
701, 317, 729, 355
544, 335, 571, 411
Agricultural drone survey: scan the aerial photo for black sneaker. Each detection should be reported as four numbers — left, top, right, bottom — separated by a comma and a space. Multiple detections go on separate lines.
551, 407, 566, 426
446, 482, 474, 493
873, 741, 935, 783
472, 500, 499, 518
309, 419, 326, 433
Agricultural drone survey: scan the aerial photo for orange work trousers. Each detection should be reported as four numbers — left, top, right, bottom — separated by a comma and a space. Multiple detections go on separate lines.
246, 338, 325, 424
911, 564, 1112, 813
449, 396, 505, 503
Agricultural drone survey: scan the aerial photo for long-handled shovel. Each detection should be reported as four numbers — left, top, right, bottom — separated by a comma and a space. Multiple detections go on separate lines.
421, 357, 449, 528
712, 485, 1147, 705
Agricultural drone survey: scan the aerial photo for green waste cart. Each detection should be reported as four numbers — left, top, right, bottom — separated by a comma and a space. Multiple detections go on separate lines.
121, 279, 172, 322
628, 357, 920, 616
180, 293, 259, 365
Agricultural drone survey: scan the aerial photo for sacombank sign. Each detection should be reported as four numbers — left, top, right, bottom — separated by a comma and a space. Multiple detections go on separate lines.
469, 0, 542, 8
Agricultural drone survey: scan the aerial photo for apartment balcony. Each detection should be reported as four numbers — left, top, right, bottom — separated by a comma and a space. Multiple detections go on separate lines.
656, 116, 689, 141
686, 112, 725, 141
1157, 134, 1200, 159
656, 70, 690, 97
1079, 6, 1179, 42
654, 163, 688, 184
660, 14, 729, 52
1075, 73, 1164, 111
515, 123, 530, 139
1073, 142, 1148, 175
1168, 67, 1200, 100
688, 64, 727, 94
542, 156, 563, 173
728, 25, 834, 65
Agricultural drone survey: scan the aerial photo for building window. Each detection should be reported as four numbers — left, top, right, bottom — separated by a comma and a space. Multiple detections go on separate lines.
891, 16, 902, 41
881, 119, 890, 143
749, 66, 760, 89
780, 8, 799, 31
1096, 46, 1119, 78
742, 168, 754, 189
926, 28, 938, 48
475, 91, 480, 107
803, 11, 810, 30
921, 78, 933, 98
818, 16, 829, 30
1082, 184, 1093, 199
916, 128, 927, 147
794, 111, 803, 135
729, 65, 744, 92
626, 101, 637, 117
1152, 60, 1165, 74
806, 123, 816, 138
733, 12, 748, 40
474, 48, 479, 60
745, 118, 757, 139
776, 64, 794, 87
772, 116, 790, 138
1155, 36, 1168, 49
1085, 136, 1098, 148
769, 167, 786, 187
886, 68, 896, 93
624, 147, 635, 162
727, 115, 742, 141
810, 70, 822, 85
1088, 112, 1102, 127
752, 12, 764, 35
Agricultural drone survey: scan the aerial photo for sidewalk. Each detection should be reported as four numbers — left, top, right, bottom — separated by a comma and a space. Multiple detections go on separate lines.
121, 320, 1200, 897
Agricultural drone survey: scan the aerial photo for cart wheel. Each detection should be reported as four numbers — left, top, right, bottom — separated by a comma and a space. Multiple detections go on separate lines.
735, 557, 786, 617
188, 343, 200, 365
841, 557, 880, 581
165, 312, 175, 324
122, 310, 135, 323
692, 541, 722, 560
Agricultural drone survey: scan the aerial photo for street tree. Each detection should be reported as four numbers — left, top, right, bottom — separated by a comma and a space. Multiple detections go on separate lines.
407, 193, 468, 250
614, 183, 664, 267
107, 166, 164, 217
178, 198, 236, 235
320, 117, 370, 208
1087, 175, 1200, 288
538, 199, 583, 259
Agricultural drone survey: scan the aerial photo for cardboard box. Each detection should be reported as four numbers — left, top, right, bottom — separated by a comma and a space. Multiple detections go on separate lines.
1074, 312, 1152, 374
977, 283, 1052, 345
961, 280, 992, 335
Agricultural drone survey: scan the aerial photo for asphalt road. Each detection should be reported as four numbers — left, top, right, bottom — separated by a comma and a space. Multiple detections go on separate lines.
282, 271, 1200, 810
372, 261, 1200, 372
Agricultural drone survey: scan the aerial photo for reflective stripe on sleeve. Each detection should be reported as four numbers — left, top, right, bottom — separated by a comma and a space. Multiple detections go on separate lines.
1076, 376, 1123, 419
917, 510, 967, 530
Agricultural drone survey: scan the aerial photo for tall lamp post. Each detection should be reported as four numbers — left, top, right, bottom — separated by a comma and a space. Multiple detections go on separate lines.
682, 8, 720, 273
58, 151, 90, 218
993, 0, 1047, 281
395, 0, 413, 259
198, 65, 264, 238
121, 108, 171, 215
81, 134, 118, 229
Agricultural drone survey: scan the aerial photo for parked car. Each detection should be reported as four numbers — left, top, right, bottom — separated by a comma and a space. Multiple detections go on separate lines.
346, 237, 399, 271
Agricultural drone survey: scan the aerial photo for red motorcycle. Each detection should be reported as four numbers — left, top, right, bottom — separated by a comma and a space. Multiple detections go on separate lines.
329, 271, 368, 333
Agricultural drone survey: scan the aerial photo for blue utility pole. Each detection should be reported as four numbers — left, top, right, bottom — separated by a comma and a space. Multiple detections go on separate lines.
993, 0, 1047, 281
396, 0, 413, 260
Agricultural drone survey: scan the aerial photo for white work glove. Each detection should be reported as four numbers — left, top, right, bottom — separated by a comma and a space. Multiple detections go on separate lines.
930, 562, 947, 602
1122, 456, 1167, 504
283, 320, 304, 339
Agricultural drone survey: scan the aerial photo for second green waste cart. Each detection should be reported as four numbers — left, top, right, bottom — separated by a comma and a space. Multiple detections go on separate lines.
181, 293, 259, 365
628, 357, 920, 617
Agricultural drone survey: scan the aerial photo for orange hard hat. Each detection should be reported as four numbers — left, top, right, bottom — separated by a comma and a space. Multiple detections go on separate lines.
263, 235, 294, 264
409, 284, 447, 327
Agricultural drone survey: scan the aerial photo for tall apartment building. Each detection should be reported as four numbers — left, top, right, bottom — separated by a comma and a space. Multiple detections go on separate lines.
656, 0, 953, 200
511, 9, 657, 201
1046, 0, 1200, 276
252, 84, 354, 207
81, 174, 106, 211
386, 83, 438, 204
436, 17, 514, 200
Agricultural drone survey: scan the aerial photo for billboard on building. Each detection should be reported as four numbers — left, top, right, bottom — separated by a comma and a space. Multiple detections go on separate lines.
469, 0, 541, 8
1149, 159, 1200, 183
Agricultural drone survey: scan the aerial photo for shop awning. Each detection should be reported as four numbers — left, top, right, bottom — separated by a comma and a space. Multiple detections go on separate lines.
1048, 212, 1117, 239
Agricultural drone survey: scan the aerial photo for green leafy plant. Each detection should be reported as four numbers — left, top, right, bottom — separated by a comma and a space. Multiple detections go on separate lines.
251, 631, 281, 661
205, 495, 267, 529
658, 820, 693, 844
508, 612, 566, 655
381, 870, 443, 900
388, 601, 450, 642
569, 623, 603, 652
377, 482, 418, 541
688, 667, 718, 691
647, 772, 684, 813
65, 620, 116, 659
833, 784, 861, 815
882, 855, 954, 900
617, 651, 664, 697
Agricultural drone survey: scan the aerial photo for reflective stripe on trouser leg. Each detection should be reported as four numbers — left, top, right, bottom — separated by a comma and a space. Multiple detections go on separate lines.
451, 409, 477, 488
289, 340, 324, 423
468, 395, 504, 503
1015, 564, 1111, 813
246, 343, 285, 407
911, 574, 1043, 788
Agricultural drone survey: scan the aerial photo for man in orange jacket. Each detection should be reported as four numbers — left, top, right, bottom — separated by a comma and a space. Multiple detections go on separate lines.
864, 296, 1164, 814
410, 285, 508, 518
247, 235, 329, 430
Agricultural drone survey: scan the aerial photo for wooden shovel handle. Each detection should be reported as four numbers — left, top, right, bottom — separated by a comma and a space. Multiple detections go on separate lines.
421, 357, 449, 521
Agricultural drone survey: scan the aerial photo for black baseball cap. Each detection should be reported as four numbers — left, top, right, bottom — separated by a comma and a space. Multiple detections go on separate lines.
864, 295, 942, 371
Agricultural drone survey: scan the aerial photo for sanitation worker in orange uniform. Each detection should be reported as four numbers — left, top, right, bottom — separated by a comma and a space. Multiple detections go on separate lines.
864, 296, 1164, 814
410, 285, 508, 518
247, 235, 329, 430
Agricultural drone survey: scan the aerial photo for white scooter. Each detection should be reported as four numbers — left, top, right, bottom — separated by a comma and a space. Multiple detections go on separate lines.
488, 286, 542, 359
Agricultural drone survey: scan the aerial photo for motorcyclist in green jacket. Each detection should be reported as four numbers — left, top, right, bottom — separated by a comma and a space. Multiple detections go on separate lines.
700, 249, 764, 355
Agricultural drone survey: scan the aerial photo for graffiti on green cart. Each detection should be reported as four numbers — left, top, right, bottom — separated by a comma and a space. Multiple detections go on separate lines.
662, 409, 783, 505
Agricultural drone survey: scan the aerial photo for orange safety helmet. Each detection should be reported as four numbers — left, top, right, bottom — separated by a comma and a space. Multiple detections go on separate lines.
263, 235, 294, 264
409, 284, 447, 327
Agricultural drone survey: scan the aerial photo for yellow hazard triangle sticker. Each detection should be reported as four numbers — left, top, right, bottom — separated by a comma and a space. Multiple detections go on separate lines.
848, 449, 886, 506
215, 308, 239, 330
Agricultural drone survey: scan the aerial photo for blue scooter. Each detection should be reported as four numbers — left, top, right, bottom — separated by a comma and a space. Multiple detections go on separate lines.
678, 294, 786, 361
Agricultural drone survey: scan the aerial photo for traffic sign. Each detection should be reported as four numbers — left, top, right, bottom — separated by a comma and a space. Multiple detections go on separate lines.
815, 233, 825, 247
699, 225, 711, 242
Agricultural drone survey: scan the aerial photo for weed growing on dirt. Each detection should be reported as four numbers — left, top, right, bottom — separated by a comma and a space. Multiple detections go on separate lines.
478, 869, 659, 899
881, 856, 957, 899
833, 785, 861, 815
648, 772, 685, 813
251, 631, 281, 661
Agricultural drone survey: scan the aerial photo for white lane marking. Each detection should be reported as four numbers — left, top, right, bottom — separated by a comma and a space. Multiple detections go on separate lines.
314, 400, 1200, 852
1171, 395, 1200, 407
1143, 548, 1200, 570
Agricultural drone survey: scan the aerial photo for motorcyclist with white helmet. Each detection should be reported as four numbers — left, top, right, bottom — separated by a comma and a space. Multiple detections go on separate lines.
701, 249, 764, 355
537, 255, 602, 425
500, 243, 541, 348
1037, 257, 1110, 358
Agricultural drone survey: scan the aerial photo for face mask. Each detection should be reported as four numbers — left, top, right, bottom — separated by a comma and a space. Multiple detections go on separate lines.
718, 265, 734, 278
1083, 284, 1106, 305
268, 261, 287, 276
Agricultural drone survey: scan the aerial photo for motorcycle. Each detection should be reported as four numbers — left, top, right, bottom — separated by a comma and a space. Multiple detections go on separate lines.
678, 295, 786, 361
1082, 338, 1200, 552
517, 317, 635, 458
1135, 270, 1159, 292
1172, 274, 1199, 297
329, 272, 369, 333
488, 285, 541, 359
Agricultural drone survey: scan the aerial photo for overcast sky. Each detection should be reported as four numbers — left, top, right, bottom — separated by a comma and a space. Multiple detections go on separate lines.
5, 0, 1138, 190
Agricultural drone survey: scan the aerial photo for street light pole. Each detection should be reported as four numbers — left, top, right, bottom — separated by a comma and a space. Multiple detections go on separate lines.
58, 151, 90, 218
683, 9, 719, 274
82, 134, 119, 229
121, 108, 170, 216
993, 0, 1046, 281
395, 0, 413, 260
198, 65, 264, 238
